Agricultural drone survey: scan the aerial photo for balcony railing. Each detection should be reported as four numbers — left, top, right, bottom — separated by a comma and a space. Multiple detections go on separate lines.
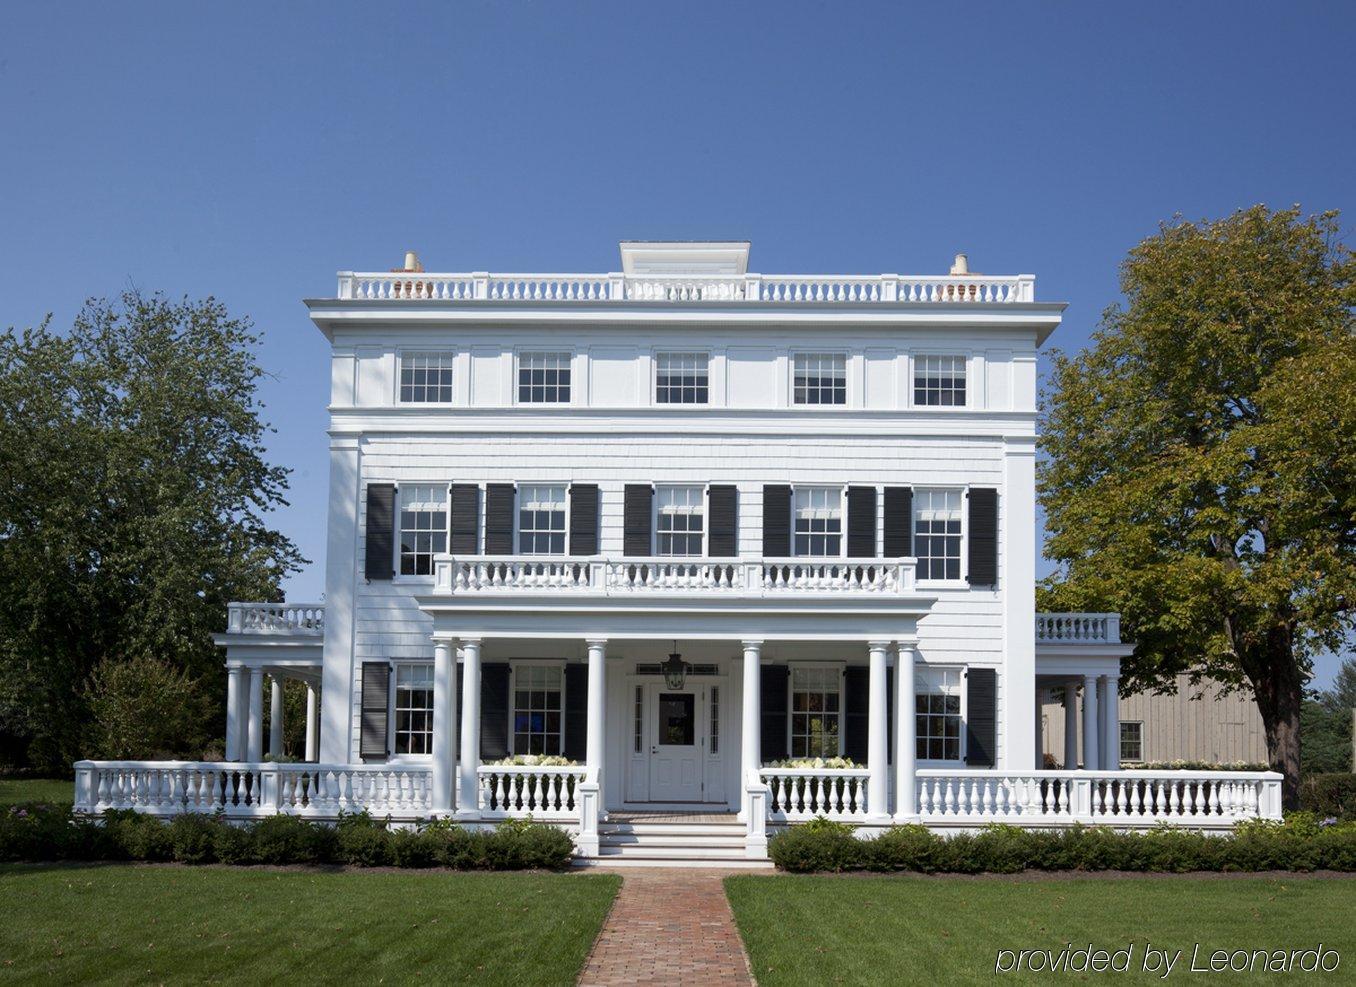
432, 555, 918, 597
336, 271, 1036, 305
1035, 612, 1121, 644
225, 602, 325, 635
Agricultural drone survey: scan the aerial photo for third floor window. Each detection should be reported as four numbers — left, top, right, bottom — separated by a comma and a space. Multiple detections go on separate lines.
400, 352, 454, 403
655, 352, 709, 404
518, 352, 571, 404
793, 353, 846, 405
914, 355, 966, 407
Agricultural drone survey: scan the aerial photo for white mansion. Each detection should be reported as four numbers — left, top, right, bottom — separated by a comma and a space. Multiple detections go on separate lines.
75, 242, 1281, 863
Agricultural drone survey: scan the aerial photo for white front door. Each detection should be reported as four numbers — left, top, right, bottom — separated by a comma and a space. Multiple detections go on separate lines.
648, 686, 704, 801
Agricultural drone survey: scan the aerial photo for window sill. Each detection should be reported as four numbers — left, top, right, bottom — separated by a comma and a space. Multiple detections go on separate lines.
916, 579, 971, 590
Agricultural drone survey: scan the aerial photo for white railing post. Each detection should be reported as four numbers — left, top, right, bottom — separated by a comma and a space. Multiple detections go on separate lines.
608, 273, 626, 301
576, 781, 600, 857
337, 272, 354, 299
879, 274, 898, 302
73, 761, 94, 812
745, 773, 769, 859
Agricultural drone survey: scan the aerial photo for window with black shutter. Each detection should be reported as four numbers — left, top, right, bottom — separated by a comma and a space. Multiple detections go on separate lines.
359, 662, 391, 760
707, 485, 738, 557
762, 485, 791, 558
623, 484, 653, 557
846, 486, 877, 558
760, 664, 789, 761
883, 487, 912, 557
965, 667, 997, 767
449, 484, 479, 555
484, 484, 516, 555
568, 484, 599, 556
480, 664, 511, 759
967, 488, 998, 586
364, 484, 396, 580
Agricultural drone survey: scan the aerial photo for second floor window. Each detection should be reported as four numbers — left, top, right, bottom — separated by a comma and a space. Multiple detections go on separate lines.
791, 666, 841, 758
399, 485, 447, 576
655, 352, 709, 404
914, 488, 962, 580
393, 663, 434, 755
399, 351, 454, 403
1120, 721, 1143, 763
793, 486, 842, 556
518, 484, 566, 554
793, 353, 846, 405
513, 665, 564, 755
656, 485, 705, 556
518, 351, 571, 404
914, 355, 966, 406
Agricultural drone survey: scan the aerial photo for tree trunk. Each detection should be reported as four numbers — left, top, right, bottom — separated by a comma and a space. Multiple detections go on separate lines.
1250, 625, 1304, 811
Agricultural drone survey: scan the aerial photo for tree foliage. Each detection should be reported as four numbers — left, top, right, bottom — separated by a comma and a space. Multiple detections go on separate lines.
1038, 205, 1356, 806
0, 292, 304, 771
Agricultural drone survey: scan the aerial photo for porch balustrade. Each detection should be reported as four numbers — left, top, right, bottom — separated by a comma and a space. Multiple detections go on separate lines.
477, 764, 588, 820
1035, 612, 1119, 643
759, 767, 873, 821
225, 602, 325, 635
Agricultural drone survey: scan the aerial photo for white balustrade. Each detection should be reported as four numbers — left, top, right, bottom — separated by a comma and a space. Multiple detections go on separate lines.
759, 767, 873, 821
226, 602, 325, 635
476, 765, 587, 820
1035, 612, 1121, 644
760, 559, 912, 594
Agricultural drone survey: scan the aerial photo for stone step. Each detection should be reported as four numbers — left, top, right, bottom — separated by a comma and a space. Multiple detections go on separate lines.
594, 843, 751, 859
599, 823, 745, 838
575, 854, 775, 870
601, 834, 747, 848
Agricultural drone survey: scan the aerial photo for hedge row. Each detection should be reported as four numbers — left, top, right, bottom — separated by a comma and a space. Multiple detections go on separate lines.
0, 803, 574, 870
769, 815, 1356, 874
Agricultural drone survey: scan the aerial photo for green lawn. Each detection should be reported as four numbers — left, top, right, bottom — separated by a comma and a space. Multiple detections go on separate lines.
0, 777, 72, 805
726, 874, 1355, 985
1, 864, 619, 985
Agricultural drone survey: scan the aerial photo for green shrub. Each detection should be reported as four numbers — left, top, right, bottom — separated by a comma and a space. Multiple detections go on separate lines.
166, 813, 223, 864
251, 813, 334, 865
768, 822, 866, 873
867, 824, 944, 872
335, 812, 393, 867
1301, 774, 1356, 820
211, 821, 256, 864
103, 809, 173, 861
483, 818, 573, 870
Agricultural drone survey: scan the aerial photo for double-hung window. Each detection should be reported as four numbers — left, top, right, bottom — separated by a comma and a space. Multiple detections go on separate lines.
393, 663, 434, 755
399, 351, 455, 403
792, 353, 847, 405
793, 487, 842, 557
656, 485, 704, 556
518, 351, 571, 404
913, 355, 966, 407
1120, 721, 1143, 763
518, 484, 567, 555
399, 484, 447, 576
913, 488, 962, 580
915, 667, 962, 761
790, 666, 842, 758
513, 665, 563, 755
655, 352, 709, 404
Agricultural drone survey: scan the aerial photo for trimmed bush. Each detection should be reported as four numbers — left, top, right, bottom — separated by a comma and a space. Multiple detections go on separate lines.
1301, 773, 1356, 820
167, 813, 220, 864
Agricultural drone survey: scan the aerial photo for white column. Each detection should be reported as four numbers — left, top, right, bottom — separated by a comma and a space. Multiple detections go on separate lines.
585, 640, 607, 783
1103, 675, 1120, 770
1063, 680, 1079, 769
431, 638, 456, 814
1001, 436, 1039, 768
269, 676, 285, 758
225, 665, 243, 761
740, 640, 763, 819
1081, 674, 1099, 772
893, 641, 917, 819
457, 639, 482, 817
866, 641, 889, 820
247, 668, 265, 762
304, 683, 319, 762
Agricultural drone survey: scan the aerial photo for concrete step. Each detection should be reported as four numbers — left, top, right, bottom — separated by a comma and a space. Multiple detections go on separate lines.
575, 855, 775, 870
599, 823, 746, 838
600, 834, 747, 848
595, 843, 752, 860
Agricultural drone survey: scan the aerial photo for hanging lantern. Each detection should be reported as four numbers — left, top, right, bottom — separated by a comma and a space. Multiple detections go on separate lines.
661, 646, 686, 690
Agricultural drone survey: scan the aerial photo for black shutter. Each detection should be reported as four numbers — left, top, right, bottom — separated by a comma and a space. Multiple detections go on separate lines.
967, 488, 998, 586
480, 663, 511, 759
762, 485, 792, 557
846, 486, 877, 558
965, 667, 997, 767
569, 484, 599, 556
883, 487, 913, 557
760, 664, 789, 762
563, 664, 588, 761
484, 484, 516, 555
359, 662, 390, 760
450, 484, 479, 555
623, 484, 653, 557
708, 485, 738, 557
843, 666, 868, 763
364, 484, 396, 580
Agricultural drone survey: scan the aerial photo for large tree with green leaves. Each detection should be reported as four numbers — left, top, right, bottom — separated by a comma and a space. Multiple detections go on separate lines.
0, 292, 304, 771
1038, 206, 1355, 808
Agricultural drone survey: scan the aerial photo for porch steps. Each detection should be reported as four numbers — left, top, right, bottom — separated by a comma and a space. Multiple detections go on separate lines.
576, 819, 774, 869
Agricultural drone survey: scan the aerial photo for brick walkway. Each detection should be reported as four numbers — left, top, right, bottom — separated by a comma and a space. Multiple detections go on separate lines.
579, 870, 753, 986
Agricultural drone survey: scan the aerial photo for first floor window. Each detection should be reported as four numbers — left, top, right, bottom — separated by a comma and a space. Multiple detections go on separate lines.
916, 667, 962, 761
793, 352, 846, 405
518, 351, 571, 403
914, 488, 962, 580
513, 665, 563, 755
656, 352, 709, 404
790, 666, 841, 758
1120, 721, 1143, 763
399, 484, 447, 575
518, 484, 566, 554
794, 486, 842, 556
656, 485, 705, 556
914, 354, 966, 406
394, 663, 434, 755
400, 351, 454, 403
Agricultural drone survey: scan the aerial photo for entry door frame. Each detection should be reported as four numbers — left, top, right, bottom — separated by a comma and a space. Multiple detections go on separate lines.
623, 674, 727, 807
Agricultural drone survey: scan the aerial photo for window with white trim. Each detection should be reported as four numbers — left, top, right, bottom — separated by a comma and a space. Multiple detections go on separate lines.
793, 353, 847, 405
793, 487, 842, 557
1120, 721, 1143, 763
512, 665, 563, 755
914, 488, 962, 580
656, 485, 704, 556
915, 666, 962, 761
393, 663, 434, 755
656, 352, 709, 404
914, 355, 966, 406
790, 666, 842, 758
399, 484, 447, 576
517, 484, 567, 555
517, 351, 571, 404
399, 351, 454, 403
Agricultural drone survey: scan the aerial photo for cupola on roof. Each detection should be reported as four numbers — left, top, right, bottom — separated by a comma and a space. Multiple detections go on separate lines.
618, 241, 751, 277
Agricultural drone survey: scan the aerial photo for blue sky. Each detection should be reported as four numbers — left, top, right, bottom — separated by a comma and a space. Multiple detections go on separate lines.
1, 2, 1351, 683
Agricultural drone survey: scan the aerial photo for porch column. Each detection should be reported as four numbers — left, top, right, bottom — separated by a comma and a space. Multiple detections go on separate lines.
1081, 674, 1099, 771
1063, 680, 1079, 770
457, 638, 482, 818
740, 640, 763, 816
247, 668, 265, 761
1102, 675, 1120, 770
269, 676, 285, 758
431, 637, 457, 815
585, 640, 607, 783
225, 665, 243, 761
893, 640, 917, 819
867, 641, 889, 820
304, 683, 319, 762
